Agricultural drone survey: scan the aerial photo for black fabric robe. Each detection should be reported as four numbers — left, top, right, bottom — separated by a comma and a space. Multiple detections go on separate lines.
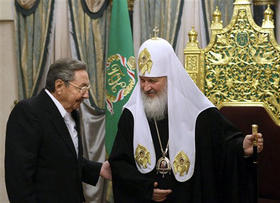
109, 107, 255, 203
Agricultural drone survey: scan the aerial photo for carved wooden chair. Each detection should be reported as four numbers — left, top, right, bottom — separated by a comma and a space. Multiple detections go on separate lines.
184, 0, 280, 202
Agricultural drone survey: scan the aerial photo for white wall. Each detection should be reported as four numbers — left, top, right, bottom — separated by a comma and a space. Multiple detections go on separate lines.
0, 0, 17, 202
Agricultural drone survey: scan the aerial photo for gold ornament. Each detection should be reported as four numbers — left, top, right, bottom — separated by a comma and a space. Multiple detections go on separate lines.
127, 56, 136, 70
152, 26, 159, 40
138, 48, 153, 75
135, 144, 151, 169
106, 54, 136, 107
173, 151, 190, 176
184, 1, 280, 126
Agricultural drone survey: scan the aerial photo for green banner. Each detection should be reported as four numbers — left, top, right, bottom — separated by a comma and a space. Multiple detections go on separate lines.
105, 0, 136, 154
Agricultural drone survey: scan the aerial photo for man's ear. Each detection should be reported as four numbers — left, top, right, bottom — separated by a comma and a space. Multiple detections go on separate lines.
54, 79, 65, 94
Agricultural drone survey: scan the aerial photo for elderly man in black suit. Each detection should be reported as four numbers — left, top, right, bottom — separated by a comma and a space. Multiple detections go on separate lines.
5, 58, 111, 203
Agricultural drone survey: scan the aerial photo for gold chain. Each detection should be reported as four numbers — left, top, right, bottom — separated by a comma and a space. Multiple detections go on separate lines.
153, 118, 169, 157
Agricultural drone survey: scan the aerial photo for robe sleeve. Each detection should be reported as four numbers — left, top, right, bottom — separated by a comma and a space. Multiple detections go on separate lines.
195, 107, 255, 203
109, 109, 155, 203
81, 158, 102, 186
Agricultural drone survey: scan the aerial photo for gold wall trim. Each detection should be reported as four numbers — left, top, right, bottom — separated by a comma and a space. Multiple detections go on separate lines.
253, 0, 276, 6
184, 0, 280, 126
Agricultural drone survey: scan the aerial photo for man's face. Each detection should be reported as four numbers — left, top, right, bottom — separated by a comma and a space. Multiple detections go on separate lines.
140, 76, 167, 98
55, 70, 90, 112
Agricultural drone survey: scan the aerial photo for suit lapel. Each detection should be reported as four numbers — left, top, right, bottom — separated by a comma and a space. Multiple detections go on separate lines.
38, 90, 78, 158
50, 111, 78, 158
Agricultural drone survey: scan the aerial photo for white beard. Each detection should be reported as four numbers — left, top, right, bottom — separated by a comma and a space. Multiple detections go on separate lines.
141, 86, 167, 120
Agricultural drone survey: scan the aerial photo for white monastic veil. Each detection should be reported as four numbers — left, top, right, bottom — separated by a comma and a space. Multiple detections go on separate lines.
125, 38, 214, 182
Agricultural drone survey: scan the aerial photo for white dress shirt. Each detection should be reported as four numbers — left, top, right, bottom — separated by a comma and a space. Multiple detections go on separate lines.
45, 89, 79, 155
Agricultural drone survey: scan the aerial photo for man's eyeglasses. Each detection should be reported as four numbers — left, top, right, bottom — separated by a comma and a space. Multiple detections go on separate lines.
68, 82, 91, 94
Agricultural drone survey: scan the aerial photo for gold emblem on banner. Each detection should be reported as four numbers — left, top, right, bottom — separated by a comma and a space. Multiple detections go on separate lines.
173, 151, 190, 176
138, 48, 153, 75
105, 54, 136, 114
135, 144, 151, 169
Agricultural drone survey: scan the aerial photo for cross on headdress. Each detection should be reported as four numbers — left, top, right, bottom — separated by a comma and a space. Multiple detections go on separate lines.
152, 26, 159, 39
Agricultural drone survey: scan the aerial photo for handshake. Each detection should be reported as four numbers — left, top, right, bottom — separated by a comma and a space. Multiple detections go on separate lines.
100, 160, 112, 180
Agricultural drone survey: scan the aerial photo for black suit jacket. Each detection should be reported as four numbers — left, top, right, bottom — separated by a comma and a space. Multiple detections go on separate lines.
5, 90, 102, 203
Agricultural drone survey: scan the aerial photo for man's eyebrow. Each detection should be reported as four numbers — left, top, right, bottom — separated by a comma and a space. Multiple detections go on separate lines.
79, 82, 90, 87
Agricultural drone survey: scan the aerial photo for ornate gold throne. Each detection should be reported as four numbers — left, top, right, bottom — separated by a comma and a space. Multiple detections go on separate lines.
184, 0, 280, 202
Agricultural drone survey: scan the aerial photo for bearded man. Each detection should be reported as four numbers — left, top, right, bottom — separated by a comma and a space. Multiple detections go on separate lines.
109, 38, 263, 203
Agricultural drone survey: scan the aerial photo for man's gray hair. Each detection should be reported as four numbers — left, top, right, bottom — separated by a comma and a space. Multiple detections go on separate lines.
46, 58, 87, 92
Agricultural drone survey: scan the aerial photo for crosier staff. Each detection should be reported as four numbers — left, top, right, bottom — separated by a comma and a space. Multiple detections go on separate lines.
252, 124, 258, 203
252, 124, 258, 164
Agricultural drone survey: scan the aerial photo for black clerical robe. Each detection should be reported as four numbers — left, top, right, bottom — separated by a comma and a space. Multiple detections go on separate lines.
109, 107, 255, 203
